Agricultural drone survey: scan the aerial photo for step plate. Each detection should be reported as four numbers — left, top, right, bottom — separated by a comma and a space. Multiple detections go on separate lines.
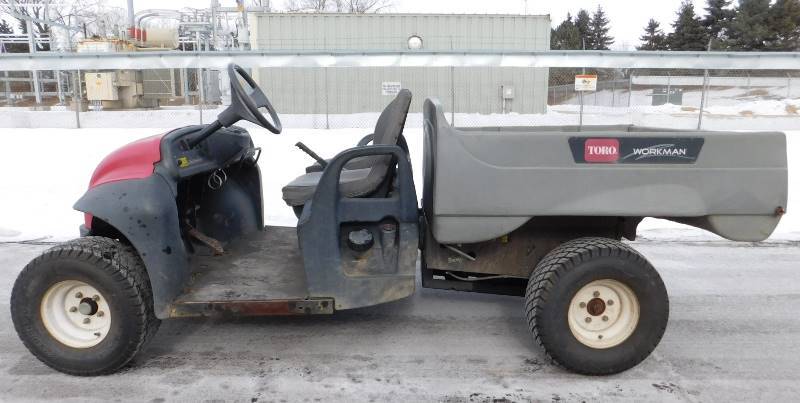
169, 298, 335, 318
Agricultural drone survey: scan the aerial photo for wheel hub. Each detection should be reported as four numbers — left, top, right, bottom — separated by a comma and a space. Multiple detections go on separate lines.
586, 298, 606, 316
567, 279, 640, 349
40, 280, 111, 349
78, 298, 99, 316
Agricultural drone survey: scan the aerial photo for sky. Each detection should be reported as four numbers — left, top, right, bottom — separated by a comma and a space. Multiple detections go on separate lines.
113, 0, 691, 50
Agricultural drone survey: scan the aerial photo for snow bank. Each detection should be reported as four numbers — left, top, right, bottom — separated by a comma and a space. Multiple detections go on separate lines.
0, 127, 797, 243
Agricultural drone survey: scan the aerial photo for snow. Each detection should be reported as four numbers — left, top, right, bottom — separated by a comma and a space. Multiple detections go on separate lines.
563, 85, 800, 110
0, 124, 797, 244
1, 88, 799, 131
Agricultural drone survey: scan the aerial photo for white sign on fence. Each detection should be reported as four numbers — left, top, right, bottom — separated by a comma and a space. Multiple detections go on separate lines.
575, 74, 598, 92
382, 82, 402, 96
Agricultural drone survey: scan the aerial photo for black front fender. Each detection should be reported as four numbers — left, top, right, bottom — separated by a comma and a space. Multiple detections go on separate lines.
74, 174, 187, 319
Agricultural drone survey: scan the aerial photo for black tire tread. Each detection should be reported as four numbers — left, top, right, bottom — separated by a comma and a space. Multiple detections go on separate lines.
11, 236, 160, 376
524, 237, 666, 375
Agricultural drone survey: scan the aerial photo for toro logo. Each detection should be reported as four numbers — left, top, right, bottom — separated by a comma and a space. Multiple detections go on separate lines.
584, 138, 619, 163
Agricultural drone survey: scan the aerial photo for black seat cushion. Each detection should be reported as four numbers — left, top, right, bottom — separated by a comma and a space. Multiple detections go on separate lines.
282, 89, 412, 207
282, 168, 373, 207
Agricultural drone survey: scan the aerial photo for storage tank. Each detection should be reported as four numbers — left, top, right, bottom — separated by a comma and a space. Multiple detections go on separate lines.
139, 28, 179, 49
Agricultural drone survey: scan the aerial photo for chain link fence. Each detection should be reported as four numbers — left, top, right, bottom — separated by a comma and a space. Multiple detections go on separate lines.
1, 65, 799, 131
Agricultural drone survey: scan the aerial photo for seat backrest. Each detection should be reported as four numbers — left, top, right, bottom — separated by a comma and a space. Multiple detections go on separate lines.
359, 89, 412, 185
373, 89, 412, 147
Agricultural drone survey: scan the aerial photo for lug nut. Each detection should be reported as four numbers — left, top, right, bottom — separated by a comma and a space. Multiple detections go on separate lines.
585, 317, 592, 323
93, 295, 100, 301
83, 318, 91, 324
593, 291, 600, 297
75, 292, 83, 299
579, 302, 586, 308
607, 300, 614, 306
69, 306, 77, 313
602, 315, 609, 322
97, 311, 105, 318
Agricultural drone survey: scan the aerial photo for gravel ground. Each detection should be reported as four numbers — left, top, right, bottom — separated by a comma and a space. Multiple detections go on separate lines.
1, 239, 799, 402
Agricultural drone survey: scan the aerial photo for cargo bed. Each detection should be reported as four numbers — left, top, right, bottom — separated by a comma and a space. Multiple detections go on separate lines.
421, 98, 788, 243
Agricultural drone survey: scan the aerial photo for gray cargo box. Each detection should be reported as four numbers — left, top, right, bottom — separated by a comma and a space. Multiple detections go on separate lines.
422, 98, 788, 244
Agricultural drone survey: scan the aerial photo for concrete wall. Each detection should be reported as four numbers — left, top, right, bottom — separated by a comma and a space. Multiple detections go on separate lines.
248, 13, 550, 115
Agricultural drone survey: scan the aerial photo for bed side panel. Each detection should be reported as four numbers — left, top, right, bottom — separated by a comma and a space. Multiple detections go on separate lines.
428, 107, 787, 243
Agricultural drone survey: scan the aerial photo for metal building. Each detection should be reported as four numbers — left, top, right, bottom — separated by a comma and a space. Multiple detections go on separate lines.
248, 13, 551, 115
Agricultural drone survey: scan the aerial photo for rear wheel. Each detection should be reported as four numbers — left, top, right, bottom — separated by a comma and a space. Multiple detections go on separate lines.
11, 237, 159, 376
524, 237, 668, 375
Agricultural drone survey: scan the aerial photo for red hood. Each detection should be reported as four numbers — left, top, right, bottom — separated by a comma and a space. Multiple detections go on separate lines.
88, 133, 166, 189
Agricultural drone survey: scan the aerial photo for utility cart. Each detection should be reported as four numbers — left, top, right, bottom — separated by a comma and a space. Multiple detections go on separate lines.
11, 64, 788, 376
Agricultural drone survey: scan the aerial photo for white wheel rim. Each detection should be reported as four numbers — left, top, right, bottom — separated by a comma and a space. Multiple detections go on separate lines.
567, 279, 639, 349
40, 280, 111, 349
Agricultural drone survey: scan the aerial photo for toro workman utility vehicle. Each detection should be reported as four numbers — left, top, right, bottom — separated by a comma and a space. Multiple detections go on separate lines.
10, 64, 788, 376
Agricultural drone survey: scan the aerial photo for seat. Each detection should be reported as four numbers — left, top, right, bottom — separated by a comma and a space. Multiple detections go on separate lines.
282, 89, 412, 207
304, 91, 411, 174
304, 133, 375, 173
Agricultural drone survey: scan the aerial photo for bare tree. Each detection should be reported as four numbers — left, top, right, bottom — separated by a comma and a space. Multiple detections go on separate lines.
283, 0, 390, 13
284, 0, 341, 12
341, 0, 391, 13
0, 0, 125, 49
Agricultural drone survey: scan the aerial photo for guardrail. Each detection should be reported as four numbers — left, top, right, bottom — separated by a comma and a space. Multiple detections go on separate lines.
1, 50, 799, 70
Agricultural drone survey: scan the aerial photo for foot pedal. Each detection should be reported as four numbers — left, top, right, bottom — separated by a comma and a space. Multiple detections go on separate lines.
187, 226, 224, 256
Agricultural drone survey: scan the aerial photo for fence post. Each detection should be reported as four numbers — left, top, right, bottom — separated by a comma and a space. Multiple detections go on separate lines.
666, 73, 671, 105
450, 65, 455, 126
698, 70, 709, 130
627, 70, 633, 108
324, 66, 330, 130
611, 77, 617, 107
56, 70, 65, 104
3, 71, 12, 106
181, 68, 190, 104
198, 68, 205, 125
746, 72, 751, 93
788, 73, 792, 99
72, 70, 82, 129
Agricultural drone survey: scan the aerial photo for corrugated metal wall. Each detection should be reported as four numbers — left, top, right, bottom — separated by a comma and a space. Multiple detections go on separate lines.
249, 13, 550, 114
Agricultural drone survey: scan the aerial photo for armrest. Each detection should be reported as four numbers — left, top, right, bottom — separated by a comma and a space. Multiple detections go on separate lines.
305, 145, 417, 224
357, 133, 375, 146
305, 133, 376, 173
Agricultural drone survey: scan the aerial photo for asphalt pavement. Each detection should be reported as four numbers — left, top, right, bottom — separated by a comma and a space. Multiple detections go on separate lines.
1, 239, 799, 402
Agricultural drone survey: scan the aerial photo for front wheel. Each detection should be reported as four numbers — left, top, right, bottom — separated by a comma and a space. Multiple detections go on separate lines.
524, 237, 668, 375
11, 237, 160, 376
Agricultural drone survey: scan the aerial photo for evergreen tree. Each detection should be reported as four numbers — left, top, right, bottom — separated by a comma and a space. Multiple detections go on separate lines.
726, 0, 774, 50
574, 9, 592, 49
768, 0, 800, 50
638, 19, 669, 50
702, 0, 735, 42
668, 1, 710, 50
551, 13, 582, 50
588, 5, 614, 50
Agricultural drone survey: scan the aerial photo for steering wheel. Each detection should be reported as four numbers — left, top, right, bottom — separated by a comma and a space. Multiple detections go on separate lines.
225, 64, 282, 134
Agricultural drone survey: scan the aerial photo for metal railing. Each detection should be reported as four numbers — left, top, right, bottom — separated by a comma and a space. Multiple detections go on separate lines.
0, 50, 798, 131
